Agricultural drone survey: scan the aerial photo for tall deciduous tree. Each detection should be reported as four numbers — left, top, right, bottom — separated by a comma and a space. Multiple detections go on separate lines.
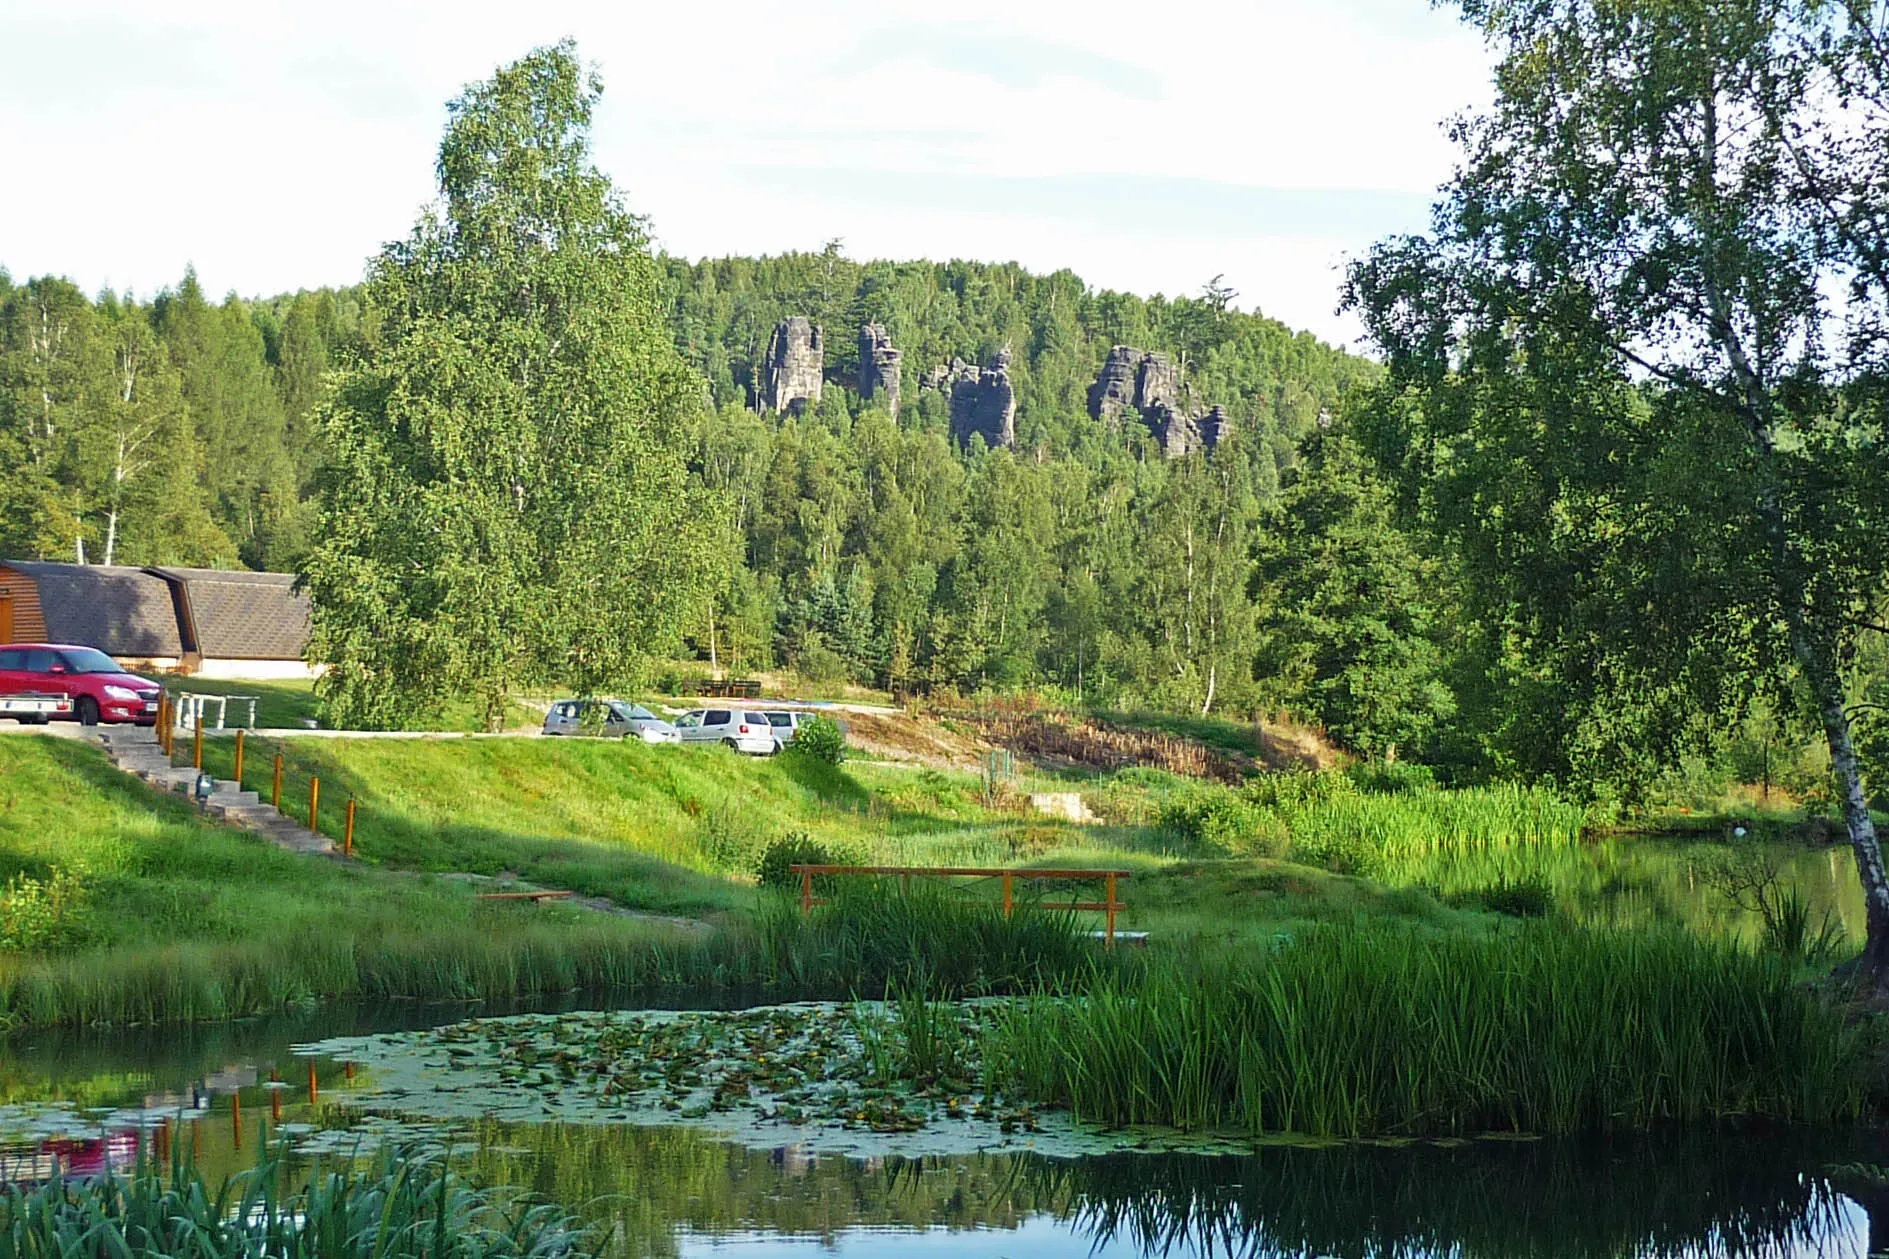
303, 42, 715, 730
1347, 0, 1889, 981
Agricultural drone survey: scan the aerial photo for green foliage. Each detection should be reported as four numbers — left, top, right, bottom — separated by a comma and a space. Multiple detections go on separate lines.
982, 926, 1875, 1138
301, 43, 717, 731
1253, 430, 1454, 758
788, 714, 847, 764
753, 881, 1091, 998
1345, 1, 1889, 899
0, 1144, 591, 1259
0, 864, 90, 952
756, 830, 842, 889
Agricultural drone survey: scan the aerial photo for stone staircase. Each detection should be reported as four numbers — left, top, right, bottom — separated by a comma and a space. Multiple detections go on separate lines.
92, 728, 336, 857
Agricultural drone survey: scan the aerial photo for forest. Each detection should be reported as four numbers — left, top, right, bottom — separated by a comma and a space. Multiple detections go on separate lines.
4, 4, 1888, 820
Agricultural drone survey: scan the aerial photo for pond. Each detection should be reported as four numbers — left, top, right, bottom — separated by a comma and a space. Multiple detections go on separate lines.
6, 991, 1889, 1259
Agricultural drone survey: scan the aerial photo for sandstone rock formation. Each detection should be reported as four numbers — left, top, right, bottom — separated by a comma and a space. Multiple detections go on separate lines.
1088, 344, 1229, 457
760, 317, 823, 415
946, 348, 1016, 449
1089, 345, 1183, 428
858, 324, 901, 418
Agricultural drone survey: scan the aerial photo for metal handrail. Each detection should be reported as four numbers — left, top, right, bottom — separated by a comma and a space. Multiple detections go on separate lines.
789, 864, 1131, 945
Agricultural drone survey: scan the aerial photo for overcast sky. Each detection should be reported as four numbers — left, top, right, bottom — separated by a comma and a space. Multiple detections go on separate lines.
0, 0, 1493, 348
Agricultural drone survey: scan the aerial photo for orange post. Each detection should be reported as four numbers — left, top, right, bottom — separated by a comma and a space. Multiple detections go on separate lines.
192, 720, 203, 770
801, 869, 814, 915
308, 777, 320, 831
156, 1116, 172, 1162
1105, 873, 1119, 948
1002, 872, 1014, 918
233, 730, 245, 785
344, 799, 356, 858
270, 1069, 282, 1124
191, 1118, 201, 1160
156, 695, 167, 754
231, 1091, 242, 1149
272, 754, 283, 808
307, 1059, 319, 1104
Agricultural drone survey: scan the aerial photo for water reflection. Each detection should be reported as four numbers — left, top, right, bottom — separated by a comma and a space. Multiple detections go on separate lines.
445, 1120, 1883, 1259
3, 984, 1887, 1258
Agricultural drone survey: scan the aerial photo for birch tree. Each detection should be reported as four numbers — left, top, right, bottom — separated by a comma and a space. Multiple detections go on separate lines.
1347, 0, 1889, 982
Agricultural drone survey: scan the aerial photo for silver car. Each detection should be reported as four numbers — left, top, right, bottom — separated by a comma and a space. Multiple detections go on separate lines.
673, 708, 778, 755
543, 699, 681, 744
763, 710, 806, 751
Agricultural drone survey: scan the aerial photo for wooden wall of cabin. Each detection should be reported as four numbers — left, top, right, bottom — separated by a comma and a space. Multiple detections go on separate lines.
0, 567, 49, 643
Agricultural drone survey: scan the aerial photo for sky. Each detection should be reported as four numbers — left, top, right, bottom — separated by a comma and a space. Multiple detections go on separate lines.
0, 0, 1494, 348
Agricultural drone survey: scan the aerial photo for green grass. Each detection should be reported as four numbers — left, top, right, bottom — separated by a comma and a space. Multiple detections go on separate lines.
981, 924, 1876, 1137
0, 739, 735, 1026
191, 736, 1116, 914
152, 675, 544, 732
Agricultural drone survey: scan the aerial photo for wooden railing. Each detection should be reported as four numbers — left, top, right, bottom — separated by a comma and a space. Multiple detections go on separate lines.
789, 864, 1131, 945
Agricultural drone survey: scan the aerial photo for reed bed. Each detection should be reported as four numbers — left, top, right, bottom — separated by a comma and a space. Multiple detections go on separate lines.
0, 1144, 587, 1259
980, 923, 1874, 1137
0, 884, 1091, 1029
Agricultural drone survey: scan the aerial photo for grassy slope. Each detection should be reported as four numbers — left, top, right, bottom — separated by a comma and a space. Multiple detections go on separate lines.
0, 738, 725, 1026
154, 676, 544, 732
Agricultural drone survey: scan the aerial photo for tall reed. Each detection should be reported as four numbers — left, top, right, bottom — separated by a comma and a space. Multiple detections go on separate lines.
981, 923, 1874, 1137
0, 1144, 587, 1259
0, 885, 1093, 1029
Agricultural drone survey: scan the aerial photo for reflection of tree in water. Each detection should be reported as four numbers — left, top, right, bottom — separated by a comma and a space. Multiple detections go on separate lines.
1024, 1132, 1870, 1259
459, 1121, 1057, 1258
462, 1121, 1878, 1259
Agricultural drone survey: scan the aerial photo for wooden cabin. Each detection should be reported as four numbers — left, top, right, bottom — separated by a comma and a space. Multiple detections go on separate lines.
0, 561, 312, 678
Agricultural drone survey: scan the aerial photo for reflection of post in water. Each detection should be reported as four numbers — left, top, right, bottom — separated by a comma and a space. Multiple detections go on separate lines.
1019, 1133, 1866, 1259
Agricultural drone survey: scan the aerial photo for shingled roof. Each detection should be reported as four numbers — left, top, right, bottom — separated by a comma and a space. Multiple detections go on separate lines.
148, 568, 311, 661
1, 561, 185, 657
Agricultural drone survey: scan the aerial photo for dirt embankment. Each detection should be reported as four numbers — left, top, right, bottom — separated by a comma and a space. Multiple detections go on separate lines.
845, 700, 1339, 782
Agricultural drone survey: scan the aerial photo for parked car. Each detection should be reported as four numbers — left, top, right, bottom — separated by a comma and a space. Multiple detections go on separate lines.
0, 643, 161, 727
673, 708, 777, 755
763, 710, 806, 751
543, 699, 680, 744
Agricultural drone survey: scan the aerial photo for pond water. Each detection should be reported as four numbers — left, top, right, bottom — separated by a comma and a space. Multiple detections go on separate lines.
6, 993, 1889, 1259
2, 836, 1882, 1257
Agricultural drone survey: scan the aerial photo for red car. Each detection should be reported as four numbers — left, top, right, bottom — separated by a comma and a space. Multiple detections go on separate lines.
0, 643, 162, 726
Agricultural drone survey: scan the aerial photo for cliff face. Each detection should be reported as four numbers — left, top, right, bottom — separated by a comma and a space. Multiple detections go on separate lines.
760, 317, 824, 415
1089, 345, 1182, 427
858, 324, 901, 418
1087, 344, 1229, 457
945, 349, 1016, 449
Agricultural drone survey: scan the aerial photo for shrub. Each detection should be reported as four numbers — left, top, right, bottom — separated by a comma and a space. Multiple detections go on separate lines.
1157, 787, 1282, 856
1347, 760, 1438, 795
0, 864, 91, 953
1241, 770, 1358, 810
789, 715, 847, 764
757, 831, 843, 889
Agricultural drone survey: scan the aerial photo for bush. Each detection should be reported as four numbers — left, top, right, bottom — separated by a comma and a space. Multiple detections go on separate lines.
756, 831, 844, 889
1158, 787, 1283, 856
789, 715, 847, 764
0, 864, 91, 952
1241, 770, 1358, 810
1347, 760, 1438, 795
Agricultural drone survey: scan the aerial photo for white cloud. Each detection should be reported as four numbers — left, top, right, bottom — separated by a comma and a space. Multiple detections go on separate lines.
0, 0, 1492, 344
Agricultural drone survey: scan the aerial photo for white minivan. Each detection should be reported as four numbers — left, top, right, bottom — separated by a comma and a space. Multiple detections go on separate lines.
674, 708, 777, 755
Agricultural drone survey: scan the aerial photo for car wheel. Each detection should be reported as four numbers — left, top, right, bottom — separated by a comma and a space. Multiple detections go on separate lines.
721, 738, 739, 750
77, 696, 100, 726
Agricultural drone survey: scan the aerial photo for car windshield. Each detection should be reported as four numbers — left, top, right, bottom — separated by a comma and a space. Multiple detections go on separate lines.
61, 648, 124, 674
628, 706, 657, 721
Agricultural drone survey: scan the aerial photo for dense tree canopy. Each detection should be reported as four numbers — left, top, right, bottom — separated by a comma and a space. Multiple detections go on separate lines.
1346, 0, 1889, 977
